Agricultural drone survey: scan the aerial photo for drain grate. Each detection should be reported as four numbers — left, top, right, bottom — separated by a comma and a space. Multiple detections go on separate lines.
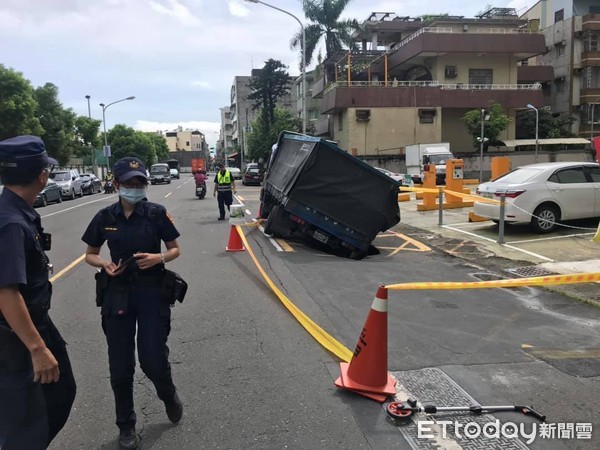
505, 265, 556, 278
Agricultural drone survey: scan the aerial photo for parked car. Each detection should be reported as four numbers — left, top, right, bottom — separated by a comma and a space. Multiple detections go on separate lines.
50, 169, 83, 199
80, 173, 102, 194
242, 164, 263, 186
474, 162, 600, 233
226, 167, 242, 180
170, 168, 180, 179
375, 168, 414, 187
34, 179, 63, 206
149, 163, 171, 184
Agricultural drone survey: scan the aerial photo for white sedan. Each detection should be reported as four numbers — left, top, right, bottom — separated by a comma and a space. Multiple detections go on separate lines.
375, 168, 414, 186
474, 162, 600, 233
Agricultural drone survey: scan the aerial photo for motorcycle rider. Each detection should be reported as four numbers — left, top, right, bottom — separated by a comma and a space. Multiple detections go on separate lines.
193, 170, 206, 186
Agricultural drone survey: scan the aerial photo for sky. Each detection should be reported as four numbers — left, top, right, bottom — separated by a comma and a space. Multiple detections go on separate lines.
0, 0, 529, 149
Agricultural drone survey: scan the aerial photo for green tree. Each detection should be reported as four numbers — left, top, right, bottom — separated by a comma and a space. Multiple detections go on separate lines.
34, 83, 78, 166
146, 132, 169, 162
515, 109, 574, 139
462, 102, 511, 150
0, 65, 43, 140
246, 108, 302, 162
247, 59, 292, 130
290, 0, 360, 67
107, 125, 157, 167
74, 116, 102, 164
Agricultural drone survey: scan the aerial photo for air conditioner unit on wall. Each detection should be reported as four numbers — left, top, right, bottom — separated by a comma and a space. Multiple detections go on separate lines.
356, 109, 371, 122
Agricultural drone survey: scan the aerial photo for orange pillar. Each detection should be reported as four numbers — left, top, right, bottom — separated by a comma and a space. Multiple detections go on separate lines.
421, 164, 437, 207
491, 156, 511, 180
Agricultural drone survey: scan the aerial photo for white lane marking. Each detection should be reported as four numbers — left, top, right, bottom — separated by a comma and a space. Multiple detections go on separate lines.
41, 195, 117, 219
165, 192, 172, 198
507, 232, 594, 244
256, 222, 283, 252
245, 209, 251, 215
177, 186, 182, 190
442, 225, 554, 262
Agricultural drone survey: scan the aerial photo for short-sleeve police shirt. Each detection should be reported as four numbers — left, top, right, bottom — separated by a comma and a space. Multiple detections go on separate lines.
0, 189, 52, 319
81, 201, 180, 274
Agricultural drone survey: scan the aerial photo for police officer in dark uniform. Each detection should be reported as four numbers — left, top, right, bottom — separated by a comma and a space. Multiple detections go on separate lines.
213, 164, 236, 220
81, 157, 182, 449
0, 135, 76, 449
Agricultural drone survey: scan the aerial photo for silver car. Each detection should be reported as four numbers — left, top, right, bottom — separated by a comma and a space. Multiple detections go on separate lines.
50, 169, 83, 200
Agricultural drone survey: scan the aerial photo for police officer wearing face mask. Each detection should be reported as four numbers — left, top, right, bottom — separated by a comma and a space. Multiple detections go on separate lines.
0, 136, 76, 449
81, 157, 182, 449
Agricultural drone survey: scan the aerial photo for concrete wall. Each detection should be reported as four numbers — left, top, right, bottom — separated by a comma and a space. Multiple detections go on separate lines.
433, 53, 519, 85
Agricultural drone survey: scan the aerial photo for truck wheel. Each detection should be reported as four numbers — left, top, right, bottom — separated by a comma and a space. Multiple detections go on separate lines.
349, 250, 367, 260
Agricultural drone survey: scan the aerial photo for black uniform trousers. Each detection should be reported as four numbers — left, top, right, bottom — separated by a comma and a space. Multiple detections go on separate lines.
101, 281, 175, 430
217, 190, 233, 219
0, 317, 76, 450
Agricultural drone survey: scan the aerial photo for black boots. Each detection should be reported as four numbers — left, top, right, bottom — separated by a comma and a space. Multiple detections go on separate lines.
165, 392, 183, 423
119, 427, 140, 449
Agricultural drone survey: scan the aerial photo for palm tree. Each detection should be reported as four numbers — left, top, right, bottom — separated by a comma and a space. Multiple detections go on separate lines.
290, 0, 360, 68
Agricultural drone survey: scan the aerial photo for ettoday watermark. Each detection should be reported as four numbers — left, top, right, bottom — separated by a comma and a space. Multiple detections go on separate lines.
418, 420, 592, 444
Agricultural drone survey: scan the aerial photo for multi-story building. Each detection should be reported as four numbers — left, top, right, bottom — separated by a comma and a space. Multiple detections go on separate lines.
521, 0, 600, 138
293, 68, 323, 133
218, 107, 235, 162
312, 9, 547, 155
164, 127, 207, 153
228, 70, 295, 166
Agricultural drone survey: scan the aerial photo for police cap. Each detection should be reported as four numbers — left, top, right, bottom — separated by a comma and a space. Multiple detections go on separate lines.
113, 157, 147, 182
0, 136, 58, 169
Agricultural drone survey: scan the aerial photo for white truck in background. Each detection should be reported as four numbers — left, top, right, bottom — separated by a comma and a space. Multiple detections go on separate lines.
405, 142, 455, 184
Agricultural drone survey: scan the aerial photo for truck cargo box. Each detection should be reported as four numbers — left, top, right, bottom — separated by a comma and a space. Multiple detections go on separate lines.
260, 133, 400, 259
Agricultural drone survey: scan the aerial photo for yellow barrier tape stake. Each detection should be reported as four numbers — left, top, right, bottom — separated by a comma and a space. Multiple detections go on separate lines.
442, 188, 501, 205
235, 225, 353, 362
385, 273, 600, 290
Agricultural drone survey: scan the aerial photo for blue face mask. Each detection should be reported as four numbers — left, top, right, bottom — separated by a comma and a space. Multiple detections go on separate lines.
119, 187, 146, 205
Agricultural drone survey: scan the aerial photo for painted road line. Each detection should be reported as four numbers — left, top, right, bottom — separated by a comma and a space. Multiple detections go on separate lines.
442, 224, 554, 262
507, 232, 595, 245
49, 254, 86, 283
41, 195, 117, 219
237, 195, 245, 201
275, 238, 295, 252
257, 224, 284, 252
177, 185, 182, 189
245, 209, 251, 216
165, 192, 172, 198
528, 348, 600, 360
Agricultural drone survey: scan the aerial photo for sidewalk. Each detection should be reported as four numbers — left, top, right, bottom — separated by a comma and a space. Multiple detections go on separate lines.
397, 196, 600, 306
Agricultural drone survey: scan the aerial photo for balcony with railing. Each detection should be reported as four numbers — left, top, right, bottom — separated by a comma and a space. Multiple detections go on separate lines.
517, 64, 554, 82
582, 13, 600, 31
582, 51, 600, 66
321, 80, 543, 113
313, 116, 330, 136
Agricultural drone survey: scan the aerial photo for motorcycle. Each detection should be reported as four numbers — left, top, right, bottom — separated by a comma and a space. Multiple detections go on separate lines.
104, 180, 114, 194
195, 181, 206, 199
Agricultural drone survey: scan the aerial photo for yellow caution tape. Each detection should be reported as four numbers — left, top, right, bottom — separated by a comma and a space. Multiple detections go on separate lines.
235, 226, 353, 362
400, 186, 440, 194
592, 221, 600, 243
385, 272, 600, 290
442, 189, 501, 205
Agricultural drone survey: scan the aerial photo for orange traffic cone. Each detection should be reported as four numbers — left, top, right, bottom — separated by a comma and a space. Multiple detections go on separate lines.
226, 225, 245, 252
334, 286, 396, 402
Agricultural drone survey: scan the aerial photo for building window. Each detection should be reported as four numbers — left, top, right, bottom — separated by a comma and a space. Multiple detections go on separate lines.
555, 78, 566, 93
554, 9, 564, 23
418, 109, 436, 124
186, 141, 190, 147
584, 31, 599, 52
468, 69, 493, 85
338, 112, 343, 131
555, 44, 566, 57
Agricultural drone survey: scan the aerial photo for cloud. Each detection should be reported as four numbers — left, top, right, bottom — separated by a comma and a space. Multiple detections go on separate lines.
228, 0, 249, 18
191, 80, 212, 89
149, 0, 202, 27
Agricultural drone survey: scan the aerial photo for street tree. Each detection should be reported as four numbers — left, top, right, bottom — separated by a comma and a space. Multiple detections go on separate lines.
246, 108, 302, 162
145, 132, 169, 162
515, 109, 575, 139
0, 65, 43, 140
247, 59, 291, 130
290, 0, 360, 67
462, 102, 511, 150
34, 83, 78, 166
107, 124, 157, 167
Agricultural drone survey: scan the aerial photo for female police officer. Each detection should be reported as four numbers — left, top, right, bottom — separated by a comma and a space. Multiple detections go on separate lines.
81, 157, 182, 449
0, 136, 76, 449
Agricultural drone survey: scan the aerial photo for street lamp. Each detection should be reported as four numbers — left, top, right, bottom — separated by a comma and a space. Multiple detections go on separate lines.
527, 104, 539, 163
244, 0, 307, 135
479, 109, 490, 182
85, 95, 94, 173
99, 96, 135, 171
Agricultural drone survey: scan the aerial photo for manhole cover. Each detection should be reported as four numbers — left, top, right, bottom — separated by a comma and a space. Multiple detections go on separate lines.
505, 266, 556, 278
